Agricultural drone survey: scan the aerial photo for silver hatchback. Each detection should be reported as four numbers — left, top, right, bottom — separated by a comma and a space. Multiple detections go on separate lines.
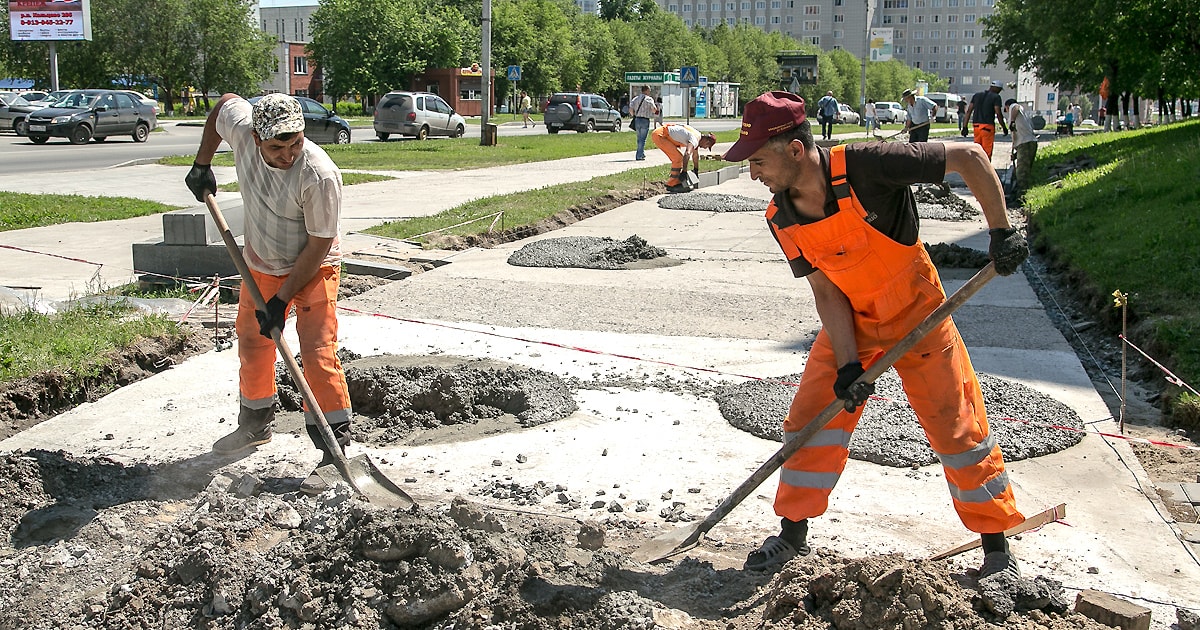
374, 91, 466, 140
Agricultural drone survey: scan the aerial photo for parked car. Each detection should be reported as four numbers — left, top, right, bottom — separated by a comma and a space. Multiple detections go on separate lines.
874, 101, 907, 124
542, 92, 622, 134
1, 92, 41, 136
923, 92, 961, 123
248, 95, 351, 144
120, 90, 160, 119
836, 103, 861, 125
24, 89, 157, 144
24, 90, 72, 107
373, 91, 465, 140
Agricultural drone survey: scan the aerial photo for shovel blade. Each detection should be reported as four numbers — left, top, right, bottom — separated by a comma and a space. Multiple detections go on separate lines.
631, 524, 705, 564
314, 454, 415, 509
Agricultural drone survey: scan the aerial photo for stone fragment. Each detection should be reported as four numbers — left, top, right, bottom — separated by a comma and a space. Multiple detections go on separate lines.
1074, 589, 1151, 630
578, 521, 605, 550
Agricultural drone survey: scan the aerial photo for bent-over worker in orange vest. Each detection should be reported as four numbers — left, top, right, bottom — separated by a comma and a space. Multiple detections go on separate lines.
185, 93, 353, 496
651, 123, 716, 192
722, 91, 1029, 579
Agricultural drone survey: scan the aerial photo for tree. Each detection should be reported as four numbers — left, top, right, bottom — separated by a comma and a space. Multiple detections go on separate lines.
308, 0, 467, 104
188, 0, 277, 108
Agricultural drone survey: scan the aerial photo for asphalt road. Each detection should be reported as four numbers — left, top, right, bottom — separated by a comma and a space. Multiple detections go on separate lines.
0, 117, 742, 175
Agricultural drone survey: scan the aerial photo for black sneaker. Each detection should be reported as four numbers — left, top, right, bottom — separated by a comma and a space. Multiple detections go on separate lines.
744, 535, 809, 572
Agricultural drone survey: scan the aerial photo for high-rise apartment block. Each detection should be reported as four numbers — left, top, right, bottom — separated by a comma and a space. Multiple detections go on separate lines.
654, 0, 1016, 94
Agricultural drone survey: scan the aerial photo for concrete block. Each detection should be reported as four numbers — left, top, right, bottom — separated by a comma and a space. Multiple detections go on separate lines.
1074, 589, 1151, 630
342, 258, 412, 280
1181, 482, 1200, 504
716, 165, 741, 184
697, 170, 720, 188
162, 199, 244, 246
132, 239, 241, 281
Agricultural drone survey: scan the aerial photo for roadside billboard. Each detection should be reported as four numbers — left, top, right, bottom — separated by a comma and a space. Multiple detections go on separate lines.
9, 0, 92, 41
869, 28, 893, 62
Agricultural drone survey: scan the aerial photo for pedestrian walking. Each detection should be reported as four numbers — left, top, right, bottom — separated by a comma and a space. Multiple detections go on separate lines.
816, 91, 839, 141
520, 91, 535, 128
185, 92, 354, 496
629, 86, 658, 161
721, 91, 1028, 580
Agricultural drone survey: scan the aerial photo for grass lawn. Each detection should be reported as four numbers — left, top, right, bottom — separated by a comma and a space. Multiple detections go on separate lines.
217, 171, 394, 193
1024, 119, 1200, 403
0, 191, 179, 232
160, 129, 744, 171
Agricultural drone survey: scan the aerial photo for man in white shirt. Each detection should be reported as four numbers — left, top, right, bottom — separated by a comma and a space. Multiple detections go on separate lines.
629, 85, 658, 161
185, 93, 353, 495
650, 122, 716, 191
902, 88, 938, 142
1004, 98, 1038, 202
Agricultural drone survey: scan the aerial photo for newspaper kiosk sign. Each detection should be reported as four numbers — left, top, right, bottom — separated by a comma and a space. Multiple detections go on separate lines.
9, 0, 92, 41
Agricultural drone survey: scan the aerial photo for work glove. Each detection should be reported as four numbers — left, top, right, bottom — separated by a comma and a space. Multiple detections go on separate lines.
833, 361, 874, 412
1000, 125, 1010, 136
988, 227, 1028, 276
185, 162, 217, 202
255, 296, 288, 339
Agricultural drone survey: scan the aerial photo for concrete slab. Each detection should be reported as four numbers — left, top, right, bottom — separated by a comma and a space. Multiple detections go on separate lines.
1184, 483, 1200, 505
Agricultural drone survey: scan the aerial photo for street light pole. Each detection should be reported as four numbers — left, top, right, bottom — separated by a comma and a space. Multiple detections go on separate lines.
481, 0, 492, 144
860, 0, 875, 119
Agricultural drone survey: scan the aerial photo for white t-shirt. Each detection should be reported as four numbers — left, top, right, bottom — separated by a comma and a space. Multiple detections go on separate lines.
1007, 103, 1037, 147
665, 124, 701, 148
217, 98, 342, 276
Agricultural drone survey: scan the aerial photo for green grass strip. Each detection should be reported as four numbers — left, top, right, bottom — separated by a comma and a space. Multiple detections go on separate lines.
0, 191, 179, 232
1025, 119, 1200, 389
0, 302, 182, 382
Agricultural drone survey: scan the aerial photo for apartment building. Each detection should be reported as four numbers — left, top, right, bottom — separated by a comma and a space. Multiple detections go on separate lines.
656, 0, 1016, 94
253, 0, 321, 98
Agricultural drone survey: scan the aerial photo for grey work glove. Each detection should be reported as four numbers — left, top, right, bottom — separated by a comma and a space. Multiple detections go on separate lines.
185, 162, 217, 202
255, 296, 288, 339
989, 227, 1028, 276
833, 361, 874, 412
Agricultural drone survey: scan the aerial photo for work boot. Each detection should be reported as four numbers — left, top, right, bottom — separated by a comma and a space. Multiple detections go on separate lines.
212, 405, 274, 454
978, 550, 1022, 581
744, 517, 811, 572
300, 422, 351, 495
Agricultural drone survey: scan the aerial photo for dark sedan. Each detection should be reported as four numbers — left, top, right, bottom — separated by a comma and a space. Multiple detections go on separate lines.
25, 89, 157, 144
0, 92, 40, 136
247, 95, 351, 145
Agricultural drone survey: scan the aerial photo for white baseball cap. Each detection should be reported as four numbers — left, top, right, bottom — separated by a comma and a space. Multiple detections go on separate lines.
989, 80, 1004, 89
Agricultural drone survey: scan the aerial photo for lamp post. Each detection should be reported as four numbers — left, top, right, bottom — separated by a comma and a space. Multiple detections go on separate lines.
860, 0, 875, 120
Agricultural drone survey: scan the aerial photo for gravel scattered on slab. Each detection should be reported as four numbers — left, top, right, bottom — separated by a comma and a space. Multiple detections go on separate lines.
656, 191, 768, 213
507, 235, 670, 269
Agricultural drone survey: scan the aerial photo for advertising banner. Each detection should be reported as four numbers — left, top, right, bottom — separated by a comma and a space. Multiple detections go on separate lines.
9, 0, 92, 41
869, 27, 893, 62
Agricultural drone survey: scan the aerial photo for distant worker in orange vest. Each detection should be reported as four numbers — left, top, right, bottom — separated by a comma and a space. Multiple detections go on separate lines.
963, 80, 1008, 158
722, 91, 1029, 580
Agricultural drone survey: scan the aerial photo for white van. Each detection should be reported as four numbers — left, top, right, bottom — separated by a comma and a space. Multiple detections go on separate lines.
924, 92, 964, 123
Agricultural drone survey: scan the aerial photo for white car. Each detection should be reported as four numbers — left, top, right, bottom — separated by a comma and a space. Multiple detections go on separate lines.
874, 101, 908, 124
836, 103, 861, 125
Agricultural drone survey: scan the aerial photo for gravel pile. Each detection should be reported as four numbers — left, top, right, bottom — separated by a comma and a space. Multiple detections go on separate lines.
657, 191, 769, 213
915, 183, 981, 221
715, 372, 1086, 466
507, 235, 669, 269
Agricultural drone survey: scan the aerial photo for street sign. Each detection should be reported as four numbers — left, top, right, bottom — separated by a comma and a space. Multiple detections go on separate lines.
506, 65, 521, 81
680, 66, 699, 86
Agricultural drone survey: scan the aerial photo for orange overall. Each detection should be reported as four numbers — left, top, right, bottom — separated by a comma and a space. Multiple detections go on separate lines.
236, 265, 352, 426
766, 145, 1023, 534
651, 125, 688, 186
972, 123, 996, 158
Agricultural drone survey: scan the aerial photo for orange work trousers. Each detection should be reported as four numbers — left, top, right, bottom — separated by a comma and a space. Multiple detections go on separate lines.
651, 126, 686, 186
973, 123, 996, 158
237, 265, 351, 426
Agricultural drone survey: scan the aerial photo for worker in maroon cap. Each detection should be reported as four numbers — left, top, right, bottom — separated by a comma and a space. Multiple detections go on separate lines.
722, 91, 1029, 581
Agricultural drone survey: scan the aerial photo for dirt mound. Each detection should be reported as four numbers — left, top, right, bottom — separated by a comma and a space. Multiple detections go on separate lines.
0, 450, 1112, 630
715, 372, 1086, 466
926, 242, 992, 269
915, 183, 981, 221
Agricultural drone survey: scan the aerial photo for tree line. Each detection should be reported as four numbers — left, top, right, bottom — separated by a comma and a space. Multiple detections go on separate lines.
1, 0, 946, 114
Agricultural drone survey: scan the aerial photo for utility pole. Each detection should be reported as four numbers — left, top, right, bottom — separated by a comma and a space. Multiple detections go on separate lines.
859, 0, 875, 120
481, 0, 493, 145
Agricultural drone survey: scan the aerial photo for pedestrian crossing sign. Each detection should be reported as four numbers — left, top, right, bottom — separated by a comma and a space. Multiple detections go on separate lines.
680, 66, 699, 86
507, 65, 521, 81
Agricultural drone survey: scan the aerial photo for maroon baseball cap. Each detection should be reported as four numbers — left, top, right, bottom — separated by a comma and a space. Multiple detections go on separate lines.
723, 91, 807, 162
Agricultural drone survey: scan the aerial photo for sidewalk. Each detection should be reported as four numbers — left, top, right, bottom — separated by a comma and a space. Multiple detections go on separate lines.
1, 146, 1196, 622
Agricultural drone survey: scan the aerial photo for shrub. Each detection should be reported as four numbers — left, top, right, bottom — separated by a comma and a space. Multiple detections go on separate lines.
335, 100, 362, 117
1169, 391, 1200, 432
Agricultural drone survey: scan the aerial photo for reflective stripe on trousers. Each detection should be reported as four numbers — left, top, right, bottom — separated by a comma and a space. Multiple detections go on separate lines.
769, 144, 1023, 534
237, 265, 352, 426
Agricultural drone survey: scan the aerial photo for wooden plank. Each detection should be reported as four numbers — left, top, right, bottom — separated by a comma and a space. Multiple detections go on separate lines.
929, 503, 1067, 561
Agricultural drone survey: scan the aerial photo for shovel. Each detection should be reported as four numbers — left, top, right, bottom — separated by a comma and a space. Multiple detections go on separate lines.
203, 194, 415, 509
634, 262, 999, 563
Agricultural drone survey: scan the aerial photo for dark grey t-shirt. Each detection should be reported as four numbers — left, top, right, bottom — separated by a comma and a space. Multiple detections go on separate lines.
766, 142, 947, 277
970, 90, 1003, 125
